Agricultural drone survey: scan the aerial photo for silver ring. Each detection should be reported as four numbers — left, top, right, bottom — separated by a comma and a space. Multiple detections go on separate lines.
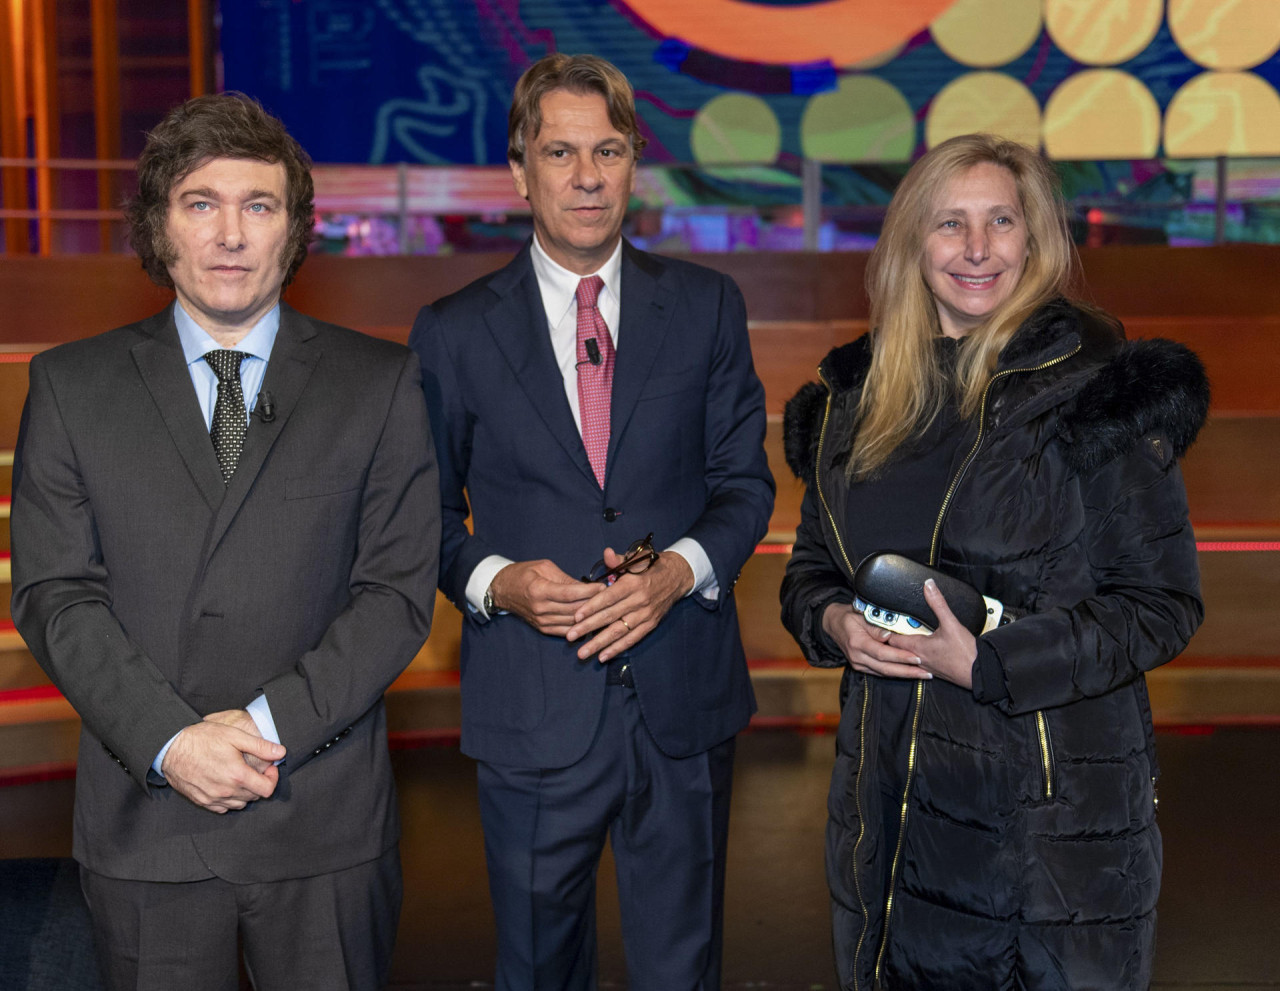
620, 618, 632, 632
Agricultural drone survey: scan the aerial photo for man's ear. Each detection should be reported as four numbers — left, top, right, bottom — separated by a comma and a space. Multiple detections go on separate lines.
510, 159, 529, 200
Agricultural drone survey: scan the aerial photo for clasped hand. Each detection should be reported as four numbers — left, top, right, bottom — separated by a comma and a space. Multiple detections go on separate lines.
160, 709, 286, 814
823, 579, 977, 689
490, 548, 694, 662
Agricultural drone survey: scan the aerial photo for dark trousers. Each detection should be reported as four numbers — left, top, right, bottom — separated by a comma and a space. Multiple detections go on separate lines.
79, 845, 401, 991
477, 682, 736, 991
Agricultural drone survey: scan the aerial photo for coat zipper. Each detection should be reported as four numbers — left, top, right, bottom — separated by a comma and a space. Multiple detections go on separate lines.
1036, 710, 1055, 799
814, 371, 871, 991
873, 342, 1082, 986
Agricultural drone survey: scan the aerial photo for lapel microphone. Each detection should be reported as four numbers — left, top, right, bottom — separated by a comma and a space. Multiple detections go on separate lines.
584, 337, 602, 366
252, 391, 276, 423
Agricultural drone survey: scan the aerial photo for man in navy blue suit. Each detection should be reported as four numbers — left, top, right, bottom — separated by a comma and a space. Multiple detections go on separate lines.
410, 53, 774, 989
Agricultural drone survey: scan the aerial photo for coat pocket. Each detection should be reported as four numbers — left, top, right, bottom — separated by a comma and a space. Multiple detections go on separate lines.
285, 468, 366, 500
1035, 709, 1056, 801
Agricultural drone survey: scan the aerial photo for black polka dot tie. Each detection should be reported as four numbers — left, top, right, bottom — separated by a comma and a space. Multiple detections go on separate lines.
203, 349, 247, 483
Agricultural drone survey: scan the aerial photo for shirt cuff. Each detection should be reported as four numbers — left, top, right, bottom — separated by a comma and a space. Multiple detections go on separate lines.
665, 538, 718, 601
467, 554, 515, 620
246, 693, 284, 767
246, 693, 281, 743
151, 730, 183, 782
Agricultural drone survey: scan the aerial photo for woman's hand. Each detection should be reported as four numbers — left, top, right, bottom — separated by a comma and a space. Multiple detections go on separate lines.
822, 601, 932, 680
886, 579, 978, 689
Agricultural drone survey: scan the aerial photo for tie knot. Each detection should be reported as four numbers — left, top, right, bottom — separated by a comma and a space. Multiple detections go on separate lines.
203, 349, 246, 384
575, 275, 604, 312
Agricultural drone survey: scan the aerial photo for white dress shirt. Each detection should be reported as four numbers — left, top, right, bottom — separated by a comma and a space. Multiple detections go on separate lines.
465, 235, 719, 618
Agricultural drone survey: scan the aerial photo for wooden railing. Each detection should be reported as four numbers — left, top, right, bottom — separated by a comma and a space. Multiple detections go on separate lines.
3, 247, 1280, 777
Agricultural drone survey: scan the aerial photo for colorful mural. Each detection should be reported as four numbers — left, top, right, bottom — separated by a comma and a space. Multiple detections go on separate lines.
222, 0, 1280, 165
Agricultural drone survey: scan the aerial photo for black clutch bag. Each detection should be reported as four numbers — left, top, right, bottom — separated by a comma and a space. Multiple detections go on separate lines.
852, 552, 1007, 637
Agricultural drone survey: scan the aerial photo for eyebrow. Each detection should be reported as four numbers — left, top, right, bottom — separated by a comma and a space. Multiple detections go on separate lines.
933, 204, 1020, 218
936, 202, 1013, 213
541, 137, 628, 152
177, 186, 283, 203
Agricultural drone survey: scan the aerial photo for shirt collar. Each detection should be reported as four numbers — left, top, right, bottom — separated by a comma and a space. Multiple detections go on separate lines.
530, 235, 623, 327
174, 301, 281, 368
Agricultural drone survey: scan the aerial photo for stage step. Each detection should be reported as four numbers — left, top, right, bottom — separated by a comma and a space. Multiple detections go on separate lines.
0, 625, 45, 692
0, 352, 38, 452
765, 415, 1280, 537
6, 661, 1279, 780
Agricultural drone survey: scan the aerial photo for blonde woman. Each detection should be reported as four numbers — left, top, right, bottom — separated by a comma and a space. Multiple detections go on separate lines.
781, 134, 1207, 989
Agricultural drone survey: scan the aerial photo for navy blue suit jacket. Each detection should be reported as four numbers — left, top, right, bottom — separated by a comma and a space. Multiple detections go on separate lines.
410, 240, 774, 768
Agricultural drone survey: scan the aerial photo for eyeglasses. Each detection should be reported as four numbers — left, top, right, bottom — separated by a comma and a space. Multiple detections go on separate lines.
581, 533, 658, 585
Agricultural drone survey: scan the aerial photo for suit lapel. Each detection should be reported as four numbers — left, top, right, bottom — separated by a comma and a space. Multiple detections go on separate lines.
131, 305, 226, 511
484, 245, 598, 487
608, 242, 675, 471
206, 302, 320, 552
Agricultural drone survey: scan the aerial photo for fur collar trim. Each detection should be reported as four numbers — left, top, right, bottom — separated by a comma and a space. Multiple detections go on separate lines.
1060, 338, 1209, 472
783, 307, 1209, 479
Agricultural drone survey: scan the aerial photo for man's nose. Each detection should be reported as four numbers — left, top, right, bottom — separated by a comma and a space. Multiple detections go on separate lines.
219, 209, 244, 249
572, 154, 603, 191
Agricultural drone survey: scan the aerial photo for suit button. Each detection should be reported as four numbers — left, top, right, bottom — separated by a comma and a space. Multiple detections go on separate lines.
603, 507, 619, 522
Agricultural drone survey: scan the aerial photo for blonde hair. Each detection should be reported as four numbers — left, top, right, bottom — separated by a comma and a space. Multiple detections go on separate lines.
849, 133, 1076, 479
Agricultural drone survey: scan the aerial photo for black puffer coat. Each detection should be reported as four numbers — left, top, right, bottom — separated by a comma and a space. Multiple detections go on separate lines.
780, 301, 1207, 991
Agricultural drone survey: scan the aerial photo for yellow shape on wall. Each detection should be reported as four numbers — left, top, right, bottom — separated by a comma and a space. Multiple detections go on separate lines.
619, 0, 954, 67
852, 42, 907, 71
926, 72, 1042, 149
1044, 0, 1163, 65
691, 94, 782, 165
1168, 0, 1280, 71
1165, 71, 1280, 157
931, 0, 1043, 68
1044, 70, 1161, 158
801, 76, 916, 163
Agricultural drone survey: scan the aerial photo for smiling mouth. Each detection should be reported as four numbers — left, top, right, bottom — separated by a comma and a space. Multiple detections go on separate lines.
950, 273, 1000, 288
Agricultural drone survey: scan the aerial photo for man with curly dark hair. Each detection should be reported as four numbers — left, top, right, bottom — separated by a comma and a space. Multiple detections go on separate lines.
10, 93, 439, 990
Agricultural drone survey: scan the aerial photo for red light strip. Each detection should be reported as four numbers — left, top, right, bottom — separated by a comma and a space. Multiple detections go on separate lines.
0, 684, 62, 703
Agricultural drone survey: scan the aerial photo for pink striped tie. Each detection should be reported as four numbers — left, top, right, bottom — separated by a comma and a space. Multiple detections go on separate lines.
575, 275, 616, 487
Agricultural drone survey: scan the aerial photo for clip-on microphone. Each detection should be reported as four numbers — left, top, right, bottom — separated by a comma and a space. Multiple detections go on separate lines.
252, 391, 276, 423
576, 337, 603, 369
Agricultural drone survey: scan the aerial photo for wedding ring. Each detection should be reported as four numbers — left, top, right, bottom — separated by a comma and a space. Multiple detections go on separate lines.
620, 618, 632, 632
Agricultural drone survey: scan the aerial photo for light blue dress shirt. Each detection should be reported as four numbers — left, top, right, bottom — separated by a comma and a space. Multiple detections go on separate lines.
151, 302, 283, 780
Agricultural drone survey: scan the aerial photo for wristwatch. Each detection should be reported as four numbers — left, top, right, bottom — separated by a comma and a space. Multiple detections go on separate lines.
483, 583, 496, 616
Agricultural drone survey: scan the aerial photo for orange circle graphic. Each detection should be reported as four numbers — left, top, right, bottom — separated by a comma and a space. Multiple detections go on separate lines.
619, 0, 956, 66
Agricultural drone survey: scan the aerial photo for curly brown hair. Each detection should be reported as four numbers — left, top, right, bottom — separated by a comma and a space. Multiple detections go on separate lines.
127, 92, 315, 289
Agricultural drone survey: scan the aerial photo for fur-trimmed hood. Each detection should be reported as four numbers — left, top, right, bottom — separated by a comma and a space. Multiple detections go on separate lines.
783, 302, 1209, 479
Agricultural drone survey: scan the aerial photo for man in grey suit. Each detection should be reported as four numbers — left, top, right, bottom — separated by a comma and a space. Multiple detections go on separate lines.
9, 94, 439, 990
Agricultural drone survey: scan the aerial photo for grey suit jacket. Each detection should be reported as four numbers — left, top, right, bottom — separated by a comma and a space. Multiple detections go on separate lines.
10, 302, 440, 884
